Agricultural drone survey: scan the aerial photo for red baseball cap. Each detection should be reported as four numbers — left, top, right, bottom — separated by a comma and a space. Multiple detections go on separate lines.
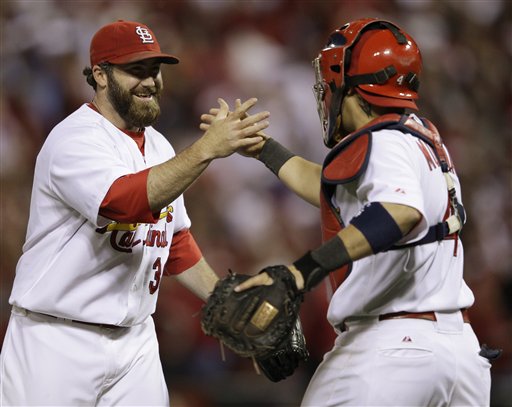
90, 20, 179, 66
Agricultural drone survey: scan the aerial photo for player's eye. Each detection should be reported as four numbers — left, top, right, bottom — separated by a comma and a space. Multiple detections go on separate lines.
125, 66, 160, 79
148, 67, 160, 78
126, 67, 146, 78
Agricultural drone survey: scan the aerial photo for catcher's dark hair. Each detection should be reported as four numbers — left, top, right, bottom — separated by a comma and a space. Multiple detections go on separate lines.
83, 62, 113, 90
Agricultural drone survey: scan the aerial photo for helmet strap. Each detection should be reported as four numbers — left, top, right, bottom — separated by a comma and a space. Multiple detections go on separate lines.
326, 83, 347, 147
378, 22, 408, 44
403, 72, 420, 91
345, 65, 397, 87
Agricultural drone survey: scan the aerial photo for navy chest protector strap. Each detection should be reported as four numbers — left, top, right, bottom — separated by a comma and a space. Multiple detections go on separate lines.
321, 114, 465, 250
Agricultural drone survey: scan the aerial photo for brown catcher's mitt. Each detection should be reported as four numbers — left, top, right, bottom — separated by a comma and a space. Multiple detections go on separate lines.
201, 266, 304, 360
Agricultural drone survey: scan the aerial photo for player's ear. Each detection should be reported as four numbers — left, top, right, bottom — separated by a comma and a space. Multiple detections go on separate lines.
92, 65, 108, 89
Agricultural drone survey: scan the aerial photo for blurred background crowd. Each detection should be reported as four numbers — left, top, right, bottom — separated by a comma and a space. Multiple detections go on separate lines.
1, 0, 510, 406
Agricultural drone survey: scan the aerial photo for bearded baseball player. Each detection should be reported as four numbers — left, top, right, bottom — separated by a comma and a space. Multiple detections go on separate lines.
0, 20, 270, 405
203, 18, 499, 406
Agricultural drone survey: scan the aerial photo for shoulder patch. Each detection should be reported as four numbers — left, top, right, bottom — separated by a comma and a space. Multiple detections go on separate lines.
322, 132, 371, 183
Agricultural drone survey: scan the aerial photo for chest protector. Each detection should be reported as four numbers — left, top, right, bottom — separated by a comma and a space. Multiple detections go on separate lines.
321, 114, 465, 289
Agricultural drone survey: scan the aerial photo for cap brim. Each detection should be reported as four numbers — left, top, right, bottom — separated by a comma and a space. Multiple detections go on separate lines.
108, 51, 179, 65
355, 87, 418, 110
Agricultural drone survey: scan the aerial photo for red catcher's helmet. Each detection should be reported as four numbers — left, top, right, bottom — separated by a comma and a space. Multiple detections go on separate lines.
312, 18, 422, 147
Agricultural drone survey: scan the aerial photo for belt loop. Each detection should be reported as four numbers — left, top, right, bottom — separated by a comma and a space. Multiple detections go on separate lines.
12, 305, 28, 316
434, 310, 464, 332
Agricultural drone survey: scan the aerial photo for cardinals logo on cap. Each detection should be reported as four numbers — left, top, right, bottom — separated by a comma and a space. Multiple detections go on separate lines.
135, 26, 154, 44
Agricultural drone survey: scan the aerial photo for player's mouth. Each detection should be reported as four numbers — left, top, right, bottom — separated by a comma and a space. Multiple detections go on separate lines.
134, 93, 154, 101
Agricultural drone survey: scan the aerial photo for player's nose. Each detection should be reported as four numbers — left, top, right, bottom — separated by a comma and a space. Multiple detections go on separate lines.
140, 76, 156, 87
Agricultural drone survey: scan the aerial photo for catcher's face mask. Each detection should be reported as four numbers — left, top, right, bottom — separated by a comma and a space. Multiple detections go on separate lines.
312, 18, 421, 148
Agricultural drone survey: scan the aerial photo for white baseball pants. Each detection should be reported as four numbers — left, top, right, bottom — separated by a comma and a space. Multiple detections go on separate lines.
301, 312, 491, 406
0, 307, 169, 406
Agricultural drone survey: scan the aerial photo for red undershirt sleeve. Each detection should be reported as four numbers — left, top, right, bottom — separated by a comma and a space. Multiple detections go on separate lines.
99, 168, 160, 224
164, 229, 203, 276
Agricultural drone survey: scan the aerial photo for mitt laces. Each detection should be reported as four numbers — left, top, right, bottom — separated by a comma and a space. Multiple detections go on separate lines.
217, 340, 262, 376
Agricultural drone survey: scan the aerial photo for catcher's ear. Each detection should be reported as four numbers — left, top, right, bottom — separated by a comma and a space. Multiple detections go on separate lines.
92, 65, 108, 89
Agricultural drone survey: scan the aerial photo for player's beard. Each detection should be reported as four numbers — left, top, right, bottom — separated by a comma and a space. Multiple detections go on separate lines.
106, 71, 162, 129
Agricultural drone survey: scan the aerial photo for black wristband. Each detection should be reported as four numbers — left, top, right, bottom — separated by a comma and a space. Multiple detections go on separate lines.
311, 235, 351, 271
293, 252, 325, 291
258, 138, 295, 176
293, 236, 351, 291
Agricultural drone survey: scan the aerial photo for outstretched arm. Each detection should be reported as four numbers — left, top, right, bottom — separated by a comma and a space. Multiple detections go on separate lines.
99, 98, 269, 224
236, 202, 422, 292
148, 98, 269, 212
200, 103, 321, 207
266, 151, 321, 207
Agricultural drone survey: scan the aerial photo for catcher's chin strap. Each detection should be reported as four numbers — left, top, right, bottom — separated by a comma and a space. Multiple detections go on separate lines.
324, 83, 347, 148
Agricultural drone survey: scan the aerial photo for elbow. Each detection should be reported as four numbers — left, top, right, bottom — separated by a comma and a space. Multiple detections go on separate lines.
404, 207, 423, 235
381, 202, 423, 235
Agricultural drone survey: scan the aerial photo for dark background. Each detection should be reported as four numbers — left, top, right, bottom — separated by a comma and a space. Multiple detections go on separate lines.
1, 1, 510, 406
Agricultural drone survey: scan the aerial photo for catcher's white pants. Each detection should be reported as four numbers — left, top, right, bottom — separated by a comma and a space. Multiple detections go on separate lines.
0, 306, 169, 406
301, 312, 491, 407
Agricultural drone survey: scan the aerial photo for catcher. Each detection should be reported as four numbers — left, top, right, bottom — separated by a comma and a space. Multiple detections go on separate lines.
201, 18, 498, 406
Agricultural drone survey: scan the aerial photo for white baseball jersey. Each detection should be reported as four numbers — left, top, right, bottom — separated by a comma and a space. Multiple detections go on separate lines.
9, 104, 191, 326
326, 114, 474, 326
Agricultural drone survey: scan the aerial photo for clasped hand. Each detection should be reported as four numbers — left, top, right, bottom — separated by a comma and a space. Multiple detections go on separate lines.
234, 264, 305, 292
200, 98, 269, 158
